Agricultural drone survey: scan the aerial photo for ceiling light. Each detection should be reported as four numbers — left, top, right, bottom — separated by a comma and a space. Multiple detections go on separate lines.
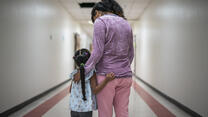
79, 2, 95, 8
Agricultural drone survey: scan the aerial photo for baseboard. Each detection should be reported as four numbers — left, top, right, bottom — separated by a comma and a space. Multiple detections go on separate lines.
0, 79, 71, 117
133, 74, 202, 117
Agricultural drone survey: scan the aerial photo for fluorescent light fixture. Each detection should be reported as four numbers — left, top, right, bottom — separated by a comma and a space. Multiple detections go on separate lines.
79, 2, 95, 8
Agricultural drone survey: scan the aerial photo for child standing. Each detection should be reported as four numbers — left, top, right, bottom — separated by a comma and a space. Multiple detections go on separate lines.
69, 49, 115, 117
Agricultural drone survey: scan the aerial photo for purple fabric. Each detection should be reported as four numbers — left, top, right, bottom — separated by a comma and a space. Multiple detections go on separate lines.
85, 14, 134, 78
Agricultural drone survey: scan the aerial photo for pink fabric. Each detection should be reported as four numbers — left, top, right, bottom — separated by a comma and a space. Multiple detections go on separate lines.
96, 75, 132, 117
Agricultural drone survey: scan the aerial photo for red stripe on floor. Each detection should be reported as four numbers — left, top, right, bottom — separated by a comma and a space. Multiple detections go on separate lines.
133, 80, 176, 117
23, 80, 176, 117
23, 86, 70, 117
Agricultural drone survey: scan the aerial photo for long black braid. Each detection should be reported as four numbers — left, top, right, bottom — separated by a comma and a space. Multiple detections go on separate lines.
73, 49, 91, 101
80, 63, 86, 101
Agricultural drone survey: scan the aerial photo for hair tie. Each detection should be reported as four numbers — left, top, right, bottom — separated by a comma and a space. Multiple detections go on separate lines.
80, 63, 85, 67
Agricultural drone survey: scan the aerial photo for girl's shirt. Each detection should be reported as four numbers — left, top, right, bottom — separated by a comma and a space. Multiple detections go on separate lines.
69, 69, 97, 112
84, 14, 134, 78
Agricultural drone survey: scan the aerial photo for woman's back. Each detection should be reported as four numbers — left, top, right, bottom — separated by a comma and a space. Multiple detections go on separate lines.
95, 14, 134, 78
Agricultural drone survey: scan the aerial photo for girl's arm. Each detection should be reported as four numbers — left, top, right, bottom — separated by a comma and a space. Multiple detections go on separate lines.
90, 72, 115, 94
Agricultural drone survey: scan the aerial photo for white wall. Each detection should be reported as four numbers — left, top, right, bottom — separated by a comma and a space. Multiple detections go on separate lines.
0, 0, 90, 113
133, 0, 208, 116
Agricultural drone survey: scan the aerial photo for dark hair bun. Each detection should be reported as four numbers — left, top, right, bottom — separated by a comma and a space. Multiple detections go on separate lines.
73, 49, 91, 67
91, 0, 126, 22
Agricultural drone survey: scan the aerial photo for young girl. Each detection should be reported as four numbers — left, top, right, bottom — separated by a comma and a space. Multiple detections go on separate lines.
69, 48, 115, 117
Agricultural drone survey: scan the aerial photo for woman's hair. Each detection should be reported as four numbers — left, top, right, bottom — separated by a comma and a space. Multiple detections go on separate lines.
73, 48, 91, 101
91, 0, 126, 23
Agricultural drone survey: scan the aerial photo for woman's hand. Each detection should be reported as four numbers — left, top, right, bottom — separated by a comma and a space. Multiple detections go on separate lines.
73, 71, 80, 83
106, 72, 115, 82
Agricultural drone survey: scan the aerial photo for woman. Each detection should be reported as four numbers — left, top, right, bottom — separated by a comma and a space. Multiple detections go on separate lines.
74, 0, 134, 117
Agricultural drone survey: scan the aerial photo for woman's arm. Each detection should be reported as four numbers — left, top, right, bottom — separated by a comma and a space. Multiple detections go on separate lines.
73, 19, 106, 83
84, 18, 106, 74
128, 29, 134, 64
90, 72, 115, 94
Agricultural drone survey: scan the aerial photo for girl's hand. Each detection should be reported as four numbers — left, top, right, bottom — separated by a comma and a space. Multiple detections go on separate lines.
106, 72, 115, 82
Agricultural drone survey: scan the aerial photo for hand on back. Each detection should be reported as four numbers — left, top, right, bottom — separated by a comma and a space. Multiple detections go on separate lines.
106, 72, 115, 82
73, 70, 80, 83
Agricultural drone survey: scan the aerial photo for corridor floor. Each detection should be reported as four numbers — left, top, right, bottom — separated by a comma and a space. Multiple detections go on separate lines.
9, 77, 190, 117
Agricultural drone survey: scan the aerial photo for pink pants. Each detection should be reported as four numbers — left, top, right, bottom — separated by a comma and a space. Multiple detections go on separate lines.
96, 75, 132, 117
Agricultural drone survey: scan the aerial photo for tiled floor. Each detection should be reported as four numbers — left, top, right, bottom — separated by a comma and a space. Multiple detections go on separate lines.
9, 77, 191, 117
9, 82, 70, 117
134, 79, 190, 117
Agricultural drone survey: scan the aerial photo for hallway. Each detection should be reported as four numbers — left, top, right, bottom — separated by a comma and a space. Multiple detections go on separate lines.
0, 0, 208, 117
9, 77, 190, 117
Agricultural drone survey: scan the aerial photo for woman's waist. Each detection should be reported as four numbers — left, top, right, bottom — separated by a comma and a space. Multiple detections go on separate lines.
96, 59, 130, 68
95, 69, 132, 78
96, 61, 131, 70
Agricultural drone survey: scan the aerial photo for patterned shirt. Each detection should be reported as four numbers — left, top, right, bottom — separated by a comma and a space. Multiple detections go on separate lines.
69, 69, 97, 112
84, 14, 134, 78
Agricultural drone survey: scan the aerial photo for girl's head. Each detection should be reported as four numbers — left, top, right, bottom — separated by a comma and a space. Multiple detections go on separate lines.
91, 0, 125, 23
73, 49, 91, 101
73, 49, 91, 66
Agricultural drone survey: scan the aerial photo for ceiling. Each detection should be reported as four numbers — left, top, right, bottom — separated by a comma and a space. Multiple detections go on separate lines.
59, 0, 151, 38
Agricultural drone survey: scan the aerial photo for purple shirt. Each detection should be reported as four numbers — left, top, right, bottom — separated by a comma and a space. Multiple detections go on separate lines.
85, 14, 134, 78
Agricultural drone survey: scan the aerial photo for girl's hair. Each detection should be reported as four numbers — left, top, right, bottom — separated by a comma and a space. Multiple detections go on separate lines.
73, 48, 91, 101
91, 0, 126, 23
